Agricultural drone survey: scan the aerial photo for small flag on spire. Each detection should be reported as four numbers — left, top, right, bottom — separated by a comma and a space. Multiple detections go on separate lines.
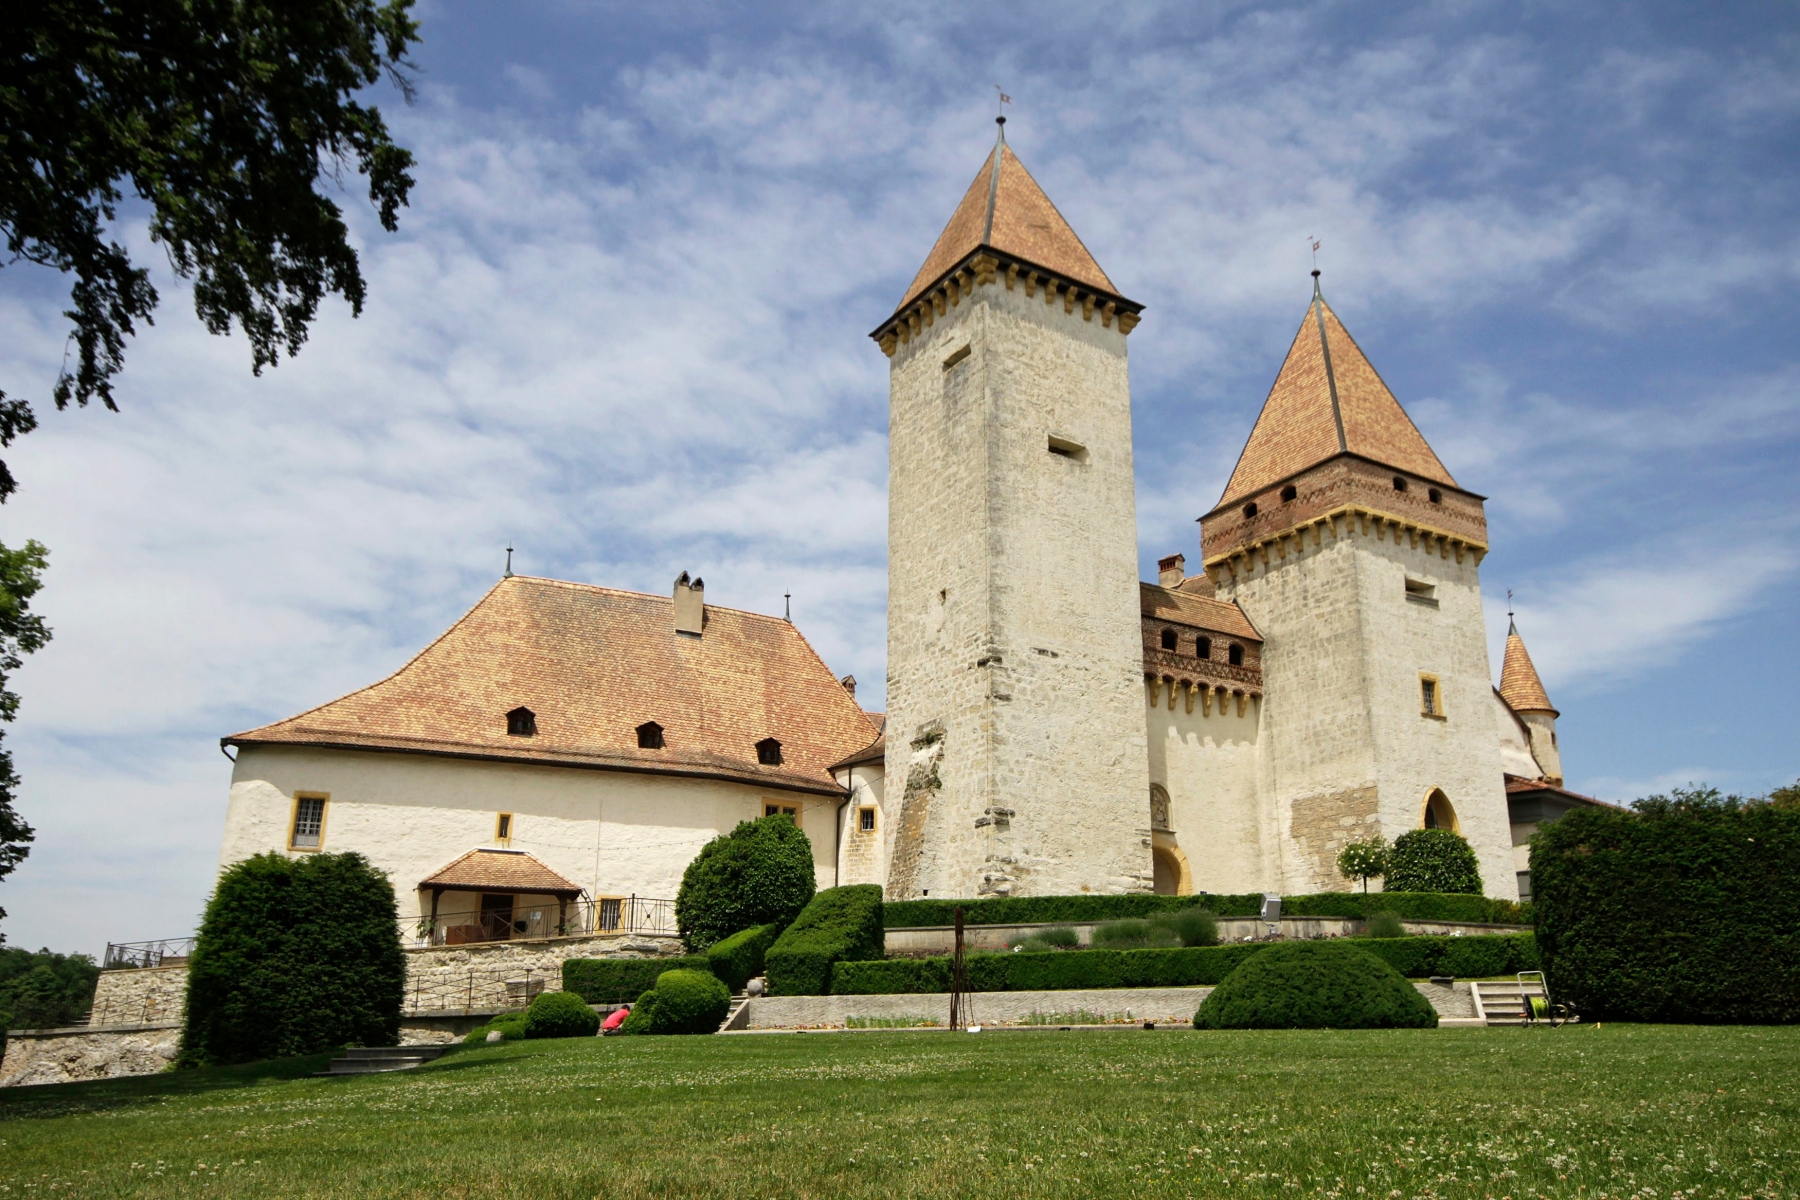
996, 85, 1011, 110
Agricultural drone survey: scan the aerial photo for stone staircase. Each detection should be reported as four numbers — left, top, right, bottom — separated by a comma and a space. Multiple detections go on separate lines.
320, 1046, 447, 1076
717, 992, 752, 1033
1472, 979, 1555, 1026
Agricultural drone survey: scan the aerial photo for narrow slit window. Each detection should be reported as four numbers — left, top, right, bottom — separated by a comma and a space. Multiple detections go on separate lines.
495, 813, 513, 843
1047, 435, 1089, 462
1228, 643, 1244, 667
1160, 628, 1177, 650
859, 808, 876, 832
291, 795, 326, 850
1420, 674, 1444, 718
1196, 637, 1212, 660
756, 737, 784, 766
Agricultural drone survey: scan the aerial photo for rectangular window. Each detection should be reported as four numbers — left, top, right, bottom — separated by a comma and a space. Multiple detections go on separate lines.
1405, 578, 1439, 606
290, 794, 327, 850
598, 897, 623, 931
1046, 434, 1089, 462
495, 813, 512, 843
1420, 674, 1444, 718
765, 804, 797, 820
859, 807, 876, 833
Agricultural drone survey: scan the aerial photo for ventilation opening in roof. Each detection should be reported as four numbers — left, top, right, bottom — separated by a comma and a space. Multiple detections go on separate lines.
756, 737, 783, 766
1228, 643, 1244, 667
636, 721, 664, 749
1242, 502, 1258, 519
506, 707, 536, 737
1393, 475, 1408, 491
1280, 484, 1297, 502
1160, 628, 1177, 650
1047, 435, 1089, 462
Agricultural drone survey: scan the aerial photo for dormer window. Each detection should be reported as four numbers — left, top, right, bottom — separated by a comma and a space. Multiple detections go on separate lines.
636, 721, 665, 750
756, 737, 783, 766
1280, 485, 1297, 502
1160, 628, 1177, 650
506, 707, 537, 737
1393, 475, 1408, 492
1242, 502, 1258, 519
1228, 644, 1244, 667
1196, 637, 1212, 660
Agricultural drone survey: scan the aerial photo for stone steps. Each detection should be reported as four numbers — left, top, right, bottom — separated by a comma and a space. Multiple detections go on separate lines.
320, 1046, 447, 1075
1472, 981, 1557, 1026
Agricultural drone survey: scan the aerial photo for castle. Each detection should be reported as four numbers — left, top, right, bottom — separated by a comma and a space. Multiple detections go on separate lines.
215, 126, 1586, 944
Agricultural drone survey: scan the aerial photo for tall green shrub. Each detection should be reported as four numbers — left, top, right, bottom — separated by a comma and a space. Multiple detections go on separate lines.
1533, 799, 1800, 1023
1385, 830, 1483, 894
675, 815, 816, 950
180, 851, 405, 1067
764, 885, 883, 996
706, 923, 782, 992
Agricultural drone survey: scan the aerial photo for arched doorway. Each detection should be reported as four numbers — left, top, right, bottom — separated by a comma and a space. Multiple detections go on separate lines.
1421, 788, 1459, 832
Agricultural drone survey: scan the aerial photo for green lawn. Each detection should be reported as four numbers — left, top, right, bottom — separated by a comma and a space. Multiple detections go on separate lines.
1, 1025, 1795, 1198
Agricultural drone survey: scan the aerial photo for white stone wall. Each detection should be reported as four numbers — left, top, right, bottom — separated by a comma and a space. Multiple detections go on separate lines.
1218, 518, 1517, 899
1146, 685, 1265, 894
222, 745, 841, 920
1, 1025, 181, 1088
1494, 691, 1543, 780
884, 279, 1151, 900
834, 763, 887, 887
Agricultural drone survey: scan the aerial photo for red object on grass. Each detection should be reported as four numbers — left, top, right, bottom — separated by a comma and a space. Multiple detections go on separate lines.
602, 1006, 630, 1031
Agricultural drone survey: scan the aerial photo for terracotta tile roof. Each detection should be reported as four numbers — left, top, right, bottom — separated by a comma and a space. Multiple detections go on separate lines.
421, 848, 583, 895
226, 576, 879, 796
1499, 621, 1557, 715
897, 134, 1117, 315
1218, 280, 1457, 506
1138, 582, 1261, 641
831, 733, 886, 771
1503, 774, 1614, 809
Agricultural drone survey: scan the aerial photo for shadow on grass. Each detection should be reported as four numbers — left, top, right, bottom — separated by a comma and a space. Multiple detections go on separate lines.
0, 1050, 340, 1121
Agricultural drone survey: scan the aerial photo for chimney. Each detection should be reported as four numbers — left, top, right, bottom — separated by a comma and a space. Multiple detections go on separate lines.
840, 674, 857, 700
1157, 553, 1187, 589
673, 572, 704, 637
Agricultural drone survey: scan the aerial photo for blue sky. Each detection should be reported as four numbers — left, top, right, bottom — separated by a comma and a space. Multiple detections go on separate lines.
2, 1, 1796, 954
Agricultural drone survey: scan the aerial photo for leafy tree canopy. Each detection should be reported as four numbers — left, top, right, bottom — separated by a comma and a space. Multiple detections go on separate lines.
0, 946, 98, 1032
0, 541, 49, 932
675, 815, 816, 951
1335, 835, 1391, 894
1385, 828, 1483, 895
1633, 782, 1800, 818
1, 0, 422, 490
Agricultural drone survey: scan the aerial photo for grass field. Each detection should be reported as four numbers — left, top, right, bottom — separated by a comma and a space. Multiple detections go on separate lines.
1, 1025, 1795, 1198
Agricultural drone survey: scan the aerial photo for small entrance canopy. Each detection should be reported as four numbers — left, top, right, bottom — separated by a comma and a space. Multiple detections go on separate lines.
420, 848, 583, 897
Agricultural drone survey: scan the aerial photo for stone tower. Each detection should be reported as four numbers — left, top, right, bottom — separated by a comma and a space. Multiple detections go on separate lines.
872, 123, 1151, 899
1499, 619, 1562, 784
1200, 274, 1517, 900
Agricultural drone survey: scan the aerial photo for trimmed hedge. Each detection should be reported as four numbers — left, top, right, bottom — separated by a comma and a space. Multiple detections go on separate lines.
827, 934, 1537, 995
765, 885, 884, 997
707, 923, 782, 993
522, 990, 600, 1039
619, 969, 731, 1035
1386, 829, 1483, 894
562, 955, 709, 1005
1533, 803, 1800, 1023
675, 814, 817, 950
180, 851, 405, 1067
1195, 942, 1437, 1029
463, 1014, 528, 1043
882, 890, 1527, 928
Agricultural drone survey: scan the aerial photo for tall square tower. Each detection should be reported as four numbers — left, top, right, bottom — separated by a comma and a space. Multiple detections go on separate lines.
872, 124, 1152, 899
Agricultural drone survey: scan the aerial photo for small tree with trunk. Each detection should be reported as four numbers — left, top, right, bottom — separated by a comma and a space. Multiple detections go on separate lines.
1336, 835, 1391, 894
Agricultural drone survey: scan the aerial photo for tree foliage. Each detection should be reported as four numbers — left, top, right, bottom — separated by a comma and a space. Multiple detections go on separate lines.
1385, 829, 1483, 895
674, 815, 816, 951
1336, 835, 1391, 893
181, 851, 405, 1066
0, 541, 50, 933
0, 0, 421, 454
0, 946, 98, 1051
1193, 941, 1438, 1030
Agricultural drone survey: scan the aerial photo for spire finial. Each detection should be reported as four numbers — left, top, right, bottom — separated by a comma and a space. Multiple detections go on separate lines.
784, 592, 792, 622
1507, 588, 1517, 635
1309, 237, 1323, 296
504, 546, 514, 578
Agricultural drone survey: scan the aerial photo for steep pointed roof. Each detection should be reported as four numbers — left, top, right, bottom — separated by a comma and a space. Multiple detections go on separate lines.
1499, 619, 1557, 715
898, 125, 1118, 315
1218, 276, 1456, 507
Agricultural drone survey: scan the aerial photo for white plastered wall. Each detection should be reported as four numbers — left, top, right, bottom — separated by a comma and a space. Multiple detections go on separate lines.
884, 279, 1150, 899
833, 763, 887, 887
220, 745, 840, 919
1144, 685, 1264, 894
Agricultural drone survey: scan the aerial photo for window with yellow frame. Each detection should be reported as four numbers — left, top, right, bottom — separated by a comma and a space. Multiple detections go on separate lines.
1419, 672, 1446, 719
289, 792, 329, 851
495, 813, 513, 845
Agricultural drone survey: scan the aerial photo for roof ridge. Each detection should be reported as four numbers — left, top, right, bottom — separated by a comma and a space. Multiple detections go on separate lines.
505, 574, 797, 624
1311, 275, 1348, 453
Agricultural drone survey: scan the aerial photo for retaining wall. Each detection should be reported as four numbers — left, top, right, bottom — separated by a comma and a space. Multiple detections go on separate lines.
885, 917, 1527, 955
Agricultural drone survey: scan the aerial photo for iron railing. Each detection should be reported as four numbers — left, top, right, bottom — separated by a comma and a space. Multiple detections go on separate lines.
407, 895, 677, 947
103, 937, 197, 970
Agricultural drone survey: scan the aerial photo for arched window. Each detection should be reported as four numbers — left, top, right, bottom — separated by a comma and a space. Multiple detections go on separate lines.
1160, 628, 1177, 650
756, 737, 783, 766
1228, 643, 1244, 667
1393, 475, 1408, 491
1243, 502, 1258, 519
506, 706, 536, 737
1196, 636, 1211, 660
636, 721, 664, 749
1422, 788, 1458, 832
1280, 484, 1297, 502
1428, 488, 1442, 504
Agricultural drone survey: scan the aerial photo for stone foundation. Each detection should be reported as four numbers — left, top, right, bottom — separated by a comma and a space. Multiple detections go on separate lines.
0, 1024, 181, 1088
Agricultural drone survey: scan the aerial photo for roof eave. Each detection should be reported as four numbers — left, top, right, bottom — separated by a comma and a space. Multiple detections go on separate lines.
1202, 451, 1487, 522
869, 244, 1142, 343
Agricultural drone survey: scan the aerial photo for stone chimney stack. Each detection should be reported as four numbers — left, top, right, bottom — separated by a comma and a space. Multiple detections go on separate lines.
1157, 554, 1187, 588
673, 572, 704, 637
840, 674, 857, 700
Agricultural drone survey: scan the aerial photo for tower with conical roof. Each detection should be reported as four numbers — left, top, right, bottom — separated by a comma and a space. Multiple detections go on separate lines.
871, 122, 1151, 899
1198, 273, 1517, 899
1499, 618, 1561, 784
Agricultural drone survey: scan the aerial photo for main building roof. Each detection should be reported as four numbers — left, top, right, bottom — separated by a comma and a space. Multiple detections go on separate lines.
226, 576, 879, 795
1218, 278, 1457, 507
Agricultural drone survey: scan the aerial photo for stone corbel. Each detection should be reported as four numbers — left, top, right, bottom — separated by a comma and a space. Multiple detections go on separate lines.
933, 290, 947, 317
1101, 301, 1117, 328
1200, 687, 1212, 717
1183, 682, 1195, 714
1165, 676, 1178, 710
1235, 690, 1247, 718
1147, 676, 1162, 706
1082, 294, 1095, 321
1045, 280, 1060, 307
972, 254, 998, 286
1023, 270, 1039, 298
1118, 311, 1140, 334
919, 301, 933, 329
878, 330, 899, 357
1065, 287, 1079, 314
1453, 540, 1466, 564
1005, 263, 1019, 291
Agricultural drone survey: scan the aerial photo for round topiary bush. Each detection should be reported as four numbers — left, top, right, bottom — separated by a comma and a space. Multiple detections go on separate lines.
523, 989, 601, 1039
1194, 941, 1438, 1029
620, 969, 731, 1035
676, 815, 817, 950
1385, 829, 1483, 894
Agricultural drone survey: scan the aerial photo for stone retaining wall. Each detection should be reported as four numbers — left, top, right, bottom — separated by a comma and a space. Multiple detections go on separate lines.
0, 1024, 181, 1088
884, 917, 1526, 955
87, 965, 189, 1027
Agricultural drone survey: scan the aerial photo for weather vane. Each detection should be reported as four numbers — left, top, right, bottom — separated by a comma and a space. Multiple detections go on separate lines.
504, 546, 514, 578
995, 85, 1011, 121
1310, 237, 1321, 272
1507, 588, 1514, 620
